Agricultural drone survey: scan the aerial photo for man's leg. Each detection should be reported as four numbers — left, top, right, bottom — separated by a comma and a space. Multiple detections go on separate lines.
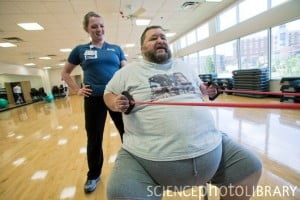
107, 148, 162, 200
211, 133, 262, 200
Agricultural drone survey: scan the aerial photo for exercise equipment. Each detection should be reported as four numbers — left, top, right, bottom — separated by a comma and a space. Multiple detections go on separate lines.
208, 81, 300, 97
121, 90, 300, 115
44, 94, 54, 103
232, 68, 270, 98
219, 89, 300, 97
122, 91, 135, 114
212, 78, 234, 95
280, 77, 300, 103
132, 101, 300, 109
0, 98, 9, 109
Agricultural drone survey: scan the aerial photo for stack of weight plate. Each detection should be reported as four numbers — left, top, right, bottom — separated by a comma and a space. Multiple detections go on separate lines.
280, 77, 300, 103
212, 78, 234, 95
232, 68, 270, 98
199, 73, 217, 83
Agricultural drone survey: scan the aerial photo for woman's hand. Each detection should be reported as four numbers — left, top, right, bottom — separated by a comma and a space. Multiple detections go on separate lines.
76, 85, 93, 97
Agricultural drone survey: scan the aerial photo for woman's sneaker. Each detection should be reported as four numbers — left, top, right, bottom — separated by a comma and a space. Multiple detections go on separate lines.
84, 177, 100, 193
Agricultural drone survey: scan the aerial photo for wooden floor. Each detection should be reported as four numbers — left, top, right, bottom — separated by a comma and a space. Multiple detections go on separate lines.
0, 95, 299, 200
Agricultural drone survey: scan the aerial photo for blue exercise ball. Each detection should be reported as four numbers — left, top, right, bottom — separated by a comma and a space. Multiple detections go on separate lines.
0, 98, 9, 109
44, 94, 54, 103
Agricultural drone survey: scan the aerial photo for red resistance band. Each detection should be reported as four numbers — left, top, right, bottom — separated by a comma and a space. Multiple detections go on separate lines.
133, 101, 300, 110
121, 89, 300, 115
220, 89, 300, 97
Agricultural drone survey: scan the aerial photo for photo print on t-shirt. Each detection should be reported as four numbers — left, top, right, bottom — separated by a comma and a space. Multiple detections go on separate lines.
148, 72, 196, 101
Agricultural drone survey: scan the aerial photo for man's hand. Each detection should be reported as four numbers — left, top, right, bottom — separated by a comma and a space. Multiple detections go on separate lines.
200, 82, 219, 100
113, 94, 130, 113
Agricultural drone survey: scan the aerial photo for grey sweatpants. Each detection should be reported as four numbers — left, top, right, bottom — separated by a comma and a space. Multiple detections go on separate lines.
107, 133, 262, 200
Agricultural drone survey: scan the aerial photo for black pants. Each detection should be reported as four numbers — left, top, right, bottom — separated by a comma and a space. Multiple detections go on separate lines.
14, 93, 24, 104
84, 96, 124, 179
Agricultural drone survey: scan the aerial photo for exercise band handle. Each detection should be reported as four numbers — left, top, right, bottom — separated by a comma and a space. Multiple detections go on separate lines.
207, 81, 220, 101
121, 91, 135, 114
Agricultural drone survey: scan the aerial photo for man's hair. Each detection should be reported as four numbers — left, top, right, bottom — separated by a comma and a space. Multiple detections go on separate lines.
83, 11, 101, 32
140, 25, 165, 46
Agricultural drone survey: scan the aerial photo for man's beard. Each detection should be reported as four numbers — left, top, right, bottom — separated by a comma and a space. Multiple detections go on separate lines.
144, 48, 172, 64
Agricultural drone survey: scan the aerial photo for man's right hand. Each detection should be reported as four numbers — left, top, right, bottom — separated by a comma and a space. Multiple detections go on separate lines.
114, 94, 130, 113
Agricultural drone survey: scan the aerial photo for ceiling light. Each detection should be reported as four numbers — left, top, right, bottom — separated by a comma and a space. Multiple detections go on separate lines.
124, 44, 135, 48
17, 23, 44, 31
166, 32, 176, 37
24, 63, 36, 66
60, 48, 72, 52
58, 63, 65, 66
181, 1, 200, 10
135, 19, 151, 26
39, 56, 51, 60
0, 42, 17, 47
43, 67, 52, 70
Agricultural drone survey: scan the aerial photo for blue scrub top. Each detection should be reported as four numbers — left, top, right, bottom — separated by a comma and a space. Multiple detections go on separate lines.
68, 42, 126, 96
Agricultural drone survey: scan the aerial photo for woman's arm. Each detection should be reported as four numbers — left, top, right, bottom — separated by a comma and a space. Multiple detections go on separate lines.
61, 62, 92, 96
121, 60, 126, 67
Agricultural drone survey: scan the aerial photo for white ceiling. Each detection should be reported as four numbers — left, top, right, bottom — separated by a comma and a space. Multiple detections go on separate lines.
0, 0, 237, 69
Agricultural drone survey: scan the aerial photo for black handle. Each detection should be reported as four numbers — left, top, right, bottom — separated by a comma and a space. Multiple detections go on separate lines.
207, 81, 220, 101
121, 91, 135, 114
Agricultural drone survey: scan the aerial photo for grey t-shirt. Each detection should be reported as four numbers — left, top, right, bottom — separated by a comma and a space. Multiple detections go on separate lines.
105, 59, 222, 161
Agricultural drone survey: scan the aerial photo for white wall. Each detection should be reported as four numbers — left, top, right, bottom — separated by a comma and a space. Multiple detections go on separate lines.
0, 62, 83, 93
48, 67, 83, 87
0, 74, 42, 89
0, 61, 52, 92
0, 61, 44, 76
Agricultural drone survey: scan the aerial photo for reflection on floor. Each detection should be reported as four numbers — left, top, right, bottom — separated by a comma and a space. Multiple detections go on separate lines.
0, 100, 39, 112
0, 95, 299, 200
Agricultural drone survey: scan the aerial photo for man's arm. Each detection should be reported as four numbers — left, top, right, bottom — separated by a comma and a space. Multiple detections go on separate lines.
104, 92, 130, 113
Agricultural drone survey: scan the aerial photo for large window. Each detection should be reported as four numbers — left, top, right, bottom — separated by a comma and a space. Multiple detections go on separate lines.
176, 1, 297, 80
240, 30, 268, 69
187, 53, 199, 74
239, 0, 267, 22
219, 6, 237, 31
170, 41, 179, 53
271, 19, 300, 79
271, 0, 289, 8
197, 23, 209, 41
186, 30, 197, 46
199, 48, 215, 74
215, 40, 238, 78
169, 44, 174, 54
180, 36, 187, 49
